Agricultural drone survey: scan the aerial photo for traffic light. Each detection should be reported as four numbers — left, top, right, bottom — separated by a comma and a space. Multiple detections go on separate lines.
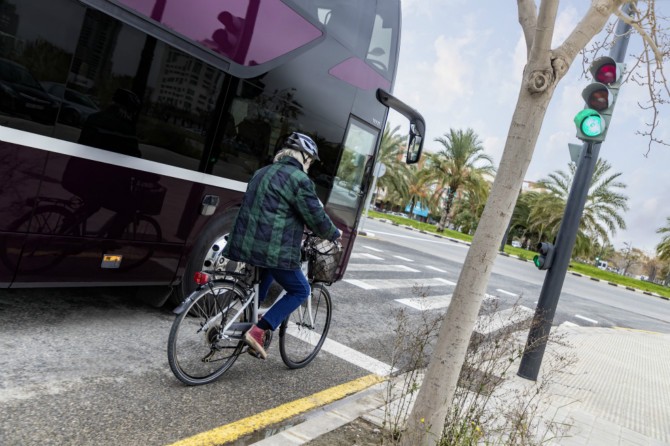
533, 242, 555, 270
574, 57, 624, 142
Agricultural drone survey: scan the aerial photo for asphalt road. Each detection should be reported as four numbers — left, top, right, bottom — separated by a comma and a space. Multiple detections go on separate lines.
1, 219, 668, 445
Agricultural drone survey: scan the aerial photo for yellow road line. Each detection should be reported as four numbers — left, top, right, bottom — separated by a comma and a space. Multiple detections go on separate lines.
166, 374, 384, 446
612, 326, 664, 335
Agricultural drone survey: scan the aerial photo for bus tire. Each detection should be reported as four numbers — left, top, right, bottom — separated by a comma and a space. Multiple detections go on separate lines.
172, 209, 238, 306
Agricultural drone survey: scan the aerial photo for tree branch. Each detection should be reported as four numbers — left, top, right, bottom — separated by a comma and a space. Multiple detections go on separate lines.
517, 0, 537, 59
614, 6, 663, 63
554, 0, 623, 76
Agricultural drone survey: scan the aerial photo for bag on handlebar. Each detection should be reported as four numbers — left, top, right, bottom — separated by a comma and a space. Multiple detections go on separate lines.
309, 238, 342, 283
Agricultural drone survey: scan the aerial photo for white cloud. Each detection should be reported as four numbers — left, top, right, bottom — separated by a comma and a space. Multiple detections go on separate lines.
483, 136, 504, 165
431, 34, 474, 105
552, 6, 579, 48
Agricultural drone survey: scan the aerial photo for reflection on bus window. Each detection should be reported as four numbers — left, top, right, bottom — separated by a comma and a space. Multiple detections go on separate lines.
329, 118, 377, 211
367, 14, 392, 74
209, 79, 302, 182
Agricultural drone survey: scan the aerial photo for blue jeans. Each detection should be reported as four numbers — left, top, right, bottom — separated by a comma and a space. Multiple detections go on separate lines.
258, 268, 310, 330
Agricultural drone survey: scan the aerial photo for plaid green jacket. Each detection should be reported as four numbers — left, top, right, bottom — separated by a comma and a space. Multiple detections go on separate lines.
222, 157, 341, 270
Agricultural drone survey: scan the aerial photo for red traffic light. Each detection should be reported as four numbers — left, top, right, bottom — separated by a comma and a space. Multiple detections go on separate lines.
595, 63, 617, 84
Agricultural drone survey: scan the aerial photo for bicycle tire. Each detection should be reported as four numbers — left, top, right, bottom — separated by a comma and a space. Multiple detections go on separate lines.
167, 281, 251, 386
279, 283, 332, 369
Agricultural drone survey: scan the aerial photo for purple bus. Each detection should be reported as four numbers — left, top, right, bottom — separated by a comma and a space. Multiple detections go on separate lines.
0, 0, 424, 305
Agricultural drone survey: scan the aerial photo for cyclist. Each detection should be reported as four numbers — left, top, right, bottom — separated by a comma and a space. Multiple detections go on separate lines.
222, 132, 341, 359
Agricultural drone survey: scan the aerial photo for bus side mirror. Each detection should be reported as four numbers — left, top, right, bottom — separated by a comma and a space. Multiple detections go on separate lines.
376, 89, 425, 165
407, 123, 423, 165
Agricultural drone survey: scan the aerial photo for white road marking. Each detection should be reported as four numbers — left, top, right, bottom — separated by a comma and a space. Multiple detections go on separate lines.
371, 230, 469, 247
343, 279, 378, 290
496, 289, 519, 297
397, 292, 495, 310
396, 294, 452, 310
346, 264, 420, 273
425, 265, 447, 273
393, 255, 414, 262
434, 278, 457, 286
285, 326, 395, 376
562, 321, 580, 328
363, 245, 383, 252
350, 253, 384, 261
343, 277, 456, 290
575, 314, 598, 324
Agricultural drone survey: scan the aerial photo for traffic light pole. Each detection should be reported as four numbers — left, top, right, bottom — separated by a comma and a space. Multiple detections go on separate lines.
517, 3, 633, 381
517, 141, 600, 380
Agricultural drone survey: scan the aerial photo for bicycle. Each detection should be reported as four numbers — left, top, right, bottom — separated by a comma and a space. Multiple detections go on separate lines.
167, 232, 341, 386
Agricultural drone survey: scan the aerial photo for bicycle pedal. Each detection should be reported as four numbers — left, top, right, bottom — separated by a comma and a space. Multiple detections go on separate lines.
247, 347, 265, 359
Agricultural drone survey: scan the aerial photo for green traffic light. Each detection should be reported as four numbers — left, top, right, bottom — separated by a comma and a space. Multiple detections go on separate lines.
581, 115, 602, 136
574, 109, 603, 138
533, 255, 540, 268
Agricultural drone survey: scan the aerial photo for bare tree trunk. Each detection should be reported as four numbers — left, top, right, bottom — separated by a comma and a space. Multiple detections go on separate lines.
436, 205, 448, 232
400, 1, 622, 443
400, 83, 556, 446
436, 190, 456, 232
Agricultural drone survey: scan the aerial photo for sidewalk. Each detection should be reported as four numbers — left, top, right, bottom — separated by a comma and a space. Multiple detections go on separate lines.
251, 325, 670, 445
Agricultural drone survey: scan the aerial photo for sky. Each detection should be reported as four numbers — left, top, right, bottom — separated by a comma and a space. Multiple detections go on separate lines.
387, 0, 670, 255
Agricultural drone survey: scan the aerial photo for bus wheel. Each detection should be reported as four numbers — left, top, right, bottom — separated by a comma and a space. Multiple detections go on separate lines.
171, 210, 237, 306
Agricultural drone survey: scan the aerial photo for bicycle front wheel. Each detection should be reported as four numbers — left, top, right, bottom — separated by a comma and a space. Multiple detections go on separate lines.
167, 281, 251, 386
279, 284, 332, 369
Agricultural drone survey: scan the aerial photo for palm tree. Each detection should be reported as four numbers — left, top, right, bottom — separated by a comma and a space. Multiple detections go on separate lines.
531, 158, 628, 257
656, 218, 670, 285
451, 185, 490, 235
656, 218, 670, 261
375, 124, 411, 210
508, 190, 541, 248
404, 165, 432, 220
422, 128, 496, 232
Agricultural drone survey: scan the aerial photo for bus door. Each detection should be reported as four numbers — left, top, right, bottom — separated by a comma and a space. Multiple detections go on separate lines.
326, 116, 379, 232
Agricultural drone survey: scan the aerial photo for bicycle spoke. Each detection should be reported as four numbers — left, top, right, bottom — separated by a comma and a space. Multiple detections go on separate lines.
167, 282, 251, 385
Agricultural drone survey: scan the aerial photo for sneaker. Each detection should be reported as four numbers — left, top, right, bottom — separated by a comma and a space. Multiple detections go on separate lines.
244, 325, 267, 359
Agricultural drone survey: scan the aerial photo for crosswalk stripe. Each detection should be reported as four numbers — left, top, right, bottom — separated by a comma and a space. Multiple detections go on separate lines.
426, 265, 447, 273
347, 264, 421, 272
344, 277, 456, 290
343, 279, 378, 290
396, 294, 453, 310
363, 245, 383, 252
393, 255, 414, 262
496, 289, 518, 297
396, 293, 497, 311
349, 252, 384, 260
349, 253, 384, 260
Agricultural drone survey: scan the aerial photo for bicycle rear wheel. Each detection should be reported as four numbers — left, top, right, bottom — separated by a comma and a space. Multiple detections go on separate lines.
167, 281, 251, 385
279, 284, 331, 369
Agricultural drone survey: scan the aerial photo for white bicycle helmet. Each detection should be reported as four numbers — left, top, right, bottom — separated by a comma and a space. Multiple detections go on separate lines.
285, 132, 320, 161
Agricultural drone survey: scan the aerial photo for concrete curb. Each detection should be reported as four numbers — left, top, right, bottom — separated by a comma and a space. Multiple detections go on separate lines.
363, 217, 670, 301
250, 381, 387, 445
